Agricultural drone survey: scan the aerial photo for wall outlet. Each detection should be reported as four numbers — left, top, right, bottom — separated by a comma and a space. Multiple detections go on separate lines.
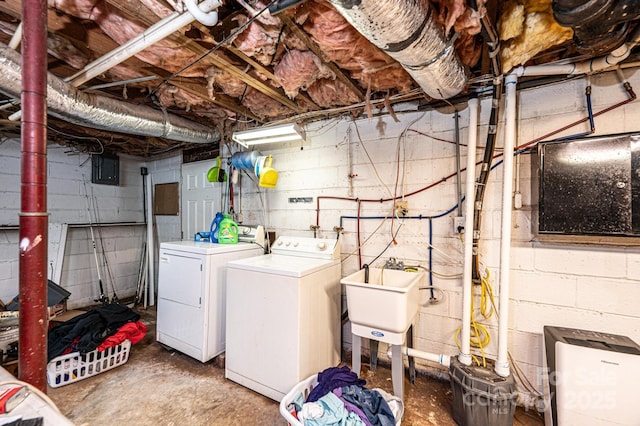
395, 200, 408, 217
453, 216, 465, 235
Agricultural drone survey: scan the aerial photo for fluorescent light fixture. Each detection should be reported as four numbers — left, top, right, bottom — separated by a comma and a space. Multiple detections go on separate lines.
232, 123, 306, 148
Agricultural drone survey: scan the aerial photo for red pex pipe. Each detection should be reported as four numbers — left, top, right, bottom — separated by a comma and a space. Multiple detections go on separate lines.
18, 0, 49, 392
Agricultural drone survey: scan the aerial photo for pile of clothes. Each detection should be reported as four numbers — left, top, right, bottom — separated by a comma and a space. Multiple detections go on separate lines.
47, 304, 146, 362
288, 366, 403, 426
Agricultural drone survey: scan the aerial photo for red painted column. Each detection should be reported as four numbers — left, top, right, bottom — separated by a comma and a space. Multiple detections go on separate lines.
18, 0, 48, 392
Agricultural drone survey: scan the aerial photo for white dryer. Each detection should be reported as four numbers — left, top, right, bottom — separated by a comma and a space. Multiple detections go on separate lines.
156, 241, 263, 362
225, 236, 342, 402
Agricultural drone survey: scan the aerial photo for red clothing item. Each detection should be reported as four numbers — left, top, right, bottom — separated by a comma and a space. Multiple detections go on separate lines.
97, 321, 147, 351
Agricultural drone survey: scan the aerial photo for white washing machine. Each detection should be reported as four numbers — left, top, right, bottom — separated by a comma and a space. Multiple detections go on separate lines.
156, 240, 263, 362
225, 236, 342, 402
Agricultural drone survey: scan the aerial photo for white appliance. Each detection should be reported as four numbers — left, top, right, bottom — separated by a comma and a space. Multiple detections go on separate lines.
156, 240, 263, 362
543, 325, 640, 426
225, 236, 342, 402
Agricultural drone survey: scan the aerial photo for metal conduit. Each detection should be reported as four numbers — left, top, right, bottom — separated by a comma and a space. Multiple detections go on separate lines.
328, 0, 467, 99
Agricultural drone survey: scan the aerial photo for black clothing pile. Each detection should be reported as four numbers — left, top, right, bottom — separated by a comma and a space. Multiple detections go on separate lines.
47, 304, 139, 362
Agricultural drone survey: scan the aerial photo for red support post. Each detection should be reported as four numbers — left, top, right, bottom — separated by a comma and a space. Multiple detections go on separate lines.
18, 0, 48, 392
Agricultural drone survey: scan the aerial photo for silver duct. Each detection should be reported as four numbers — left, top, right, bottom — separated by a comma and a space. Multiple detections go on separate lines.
328, 0, 467, 99
0, 46, 219, 144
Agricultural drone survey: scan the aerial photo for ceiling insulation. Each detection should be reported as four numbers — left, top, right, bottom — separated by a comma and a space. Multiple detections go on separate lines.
0, 0, 638, 156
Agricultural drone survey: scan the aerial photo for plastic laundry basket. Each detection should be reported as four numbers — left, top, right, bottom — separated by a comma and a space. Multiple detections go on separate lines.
279, 374, 319, 426
279, 373, 403, 426
47, 340, 131, 388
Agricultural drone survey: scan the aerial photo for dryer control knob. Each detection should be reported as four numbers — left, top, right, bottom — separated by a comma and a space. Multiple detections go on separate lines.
277, 240, 283, 246
285, 241, 291, 246
293, 242, 299, 247
317, 242, 326, 250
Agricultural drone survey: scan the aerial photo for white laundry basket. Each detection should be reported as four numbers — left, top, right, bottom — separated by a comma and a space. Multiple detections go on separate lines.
279, 373, 403, 426
279, 374, 318, 425
47, 340, 131, 388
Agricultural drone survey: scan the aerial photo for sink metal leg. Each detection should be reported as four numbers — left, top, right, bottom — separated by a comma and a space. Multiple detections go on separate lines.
391, 344, 404, 400
369, 339, 378, 371
407, 325, 415, 385
352, 333, 362, 377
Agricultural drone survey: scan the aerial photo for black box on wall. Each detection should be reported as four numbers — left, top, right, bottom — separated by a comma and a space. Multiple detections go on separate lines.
534, 133, 640, 237
91, 153, 120, 186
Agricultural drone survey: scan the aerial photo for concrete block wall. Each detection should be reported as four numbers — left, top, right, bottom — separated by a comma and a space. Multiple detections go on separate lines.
222, 67, 640, 402
0, 139, 146, 308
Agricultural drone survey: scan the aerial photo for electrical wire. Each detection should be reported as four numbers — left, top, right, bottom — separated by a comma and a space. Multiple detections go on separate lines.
149, 0, 277, 98
352, 120, 393, 198
454, 267, 495, 367
340, 214, 390, 264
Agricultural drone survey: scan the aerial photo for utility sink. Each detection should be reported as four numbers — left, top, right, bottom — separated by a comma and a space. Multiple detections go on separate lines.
341, 268, 424, 344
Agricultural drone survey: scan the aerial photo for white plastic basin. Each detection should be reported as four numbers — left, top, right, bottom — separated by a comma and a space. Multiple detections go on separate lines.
341, 268, 423, 342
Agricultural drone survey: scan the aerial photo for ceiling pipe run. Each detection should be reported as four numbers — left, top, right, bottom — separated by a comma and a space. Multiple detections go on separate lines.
18, 0, 48, 392
66, 0, 221, 87
0, 46, 220, 143
327, 0, 467, 99
494, 31, 640, 378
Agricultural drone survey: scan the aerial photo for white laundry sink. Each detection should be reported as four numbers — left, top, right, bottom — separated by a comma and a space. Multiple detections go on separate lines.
341, 268, 424, 344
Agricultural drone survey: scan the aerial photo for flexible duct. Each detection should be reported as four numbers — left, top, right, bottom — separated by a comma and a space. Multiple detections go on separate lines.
0, 46, 219, 144
328, 0, 467, 100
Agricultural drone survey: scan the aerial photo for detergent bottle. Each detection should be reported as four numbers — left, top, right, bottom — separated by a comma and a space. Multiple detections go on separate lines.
209, 212, 224, 243
217, 214, 239, 244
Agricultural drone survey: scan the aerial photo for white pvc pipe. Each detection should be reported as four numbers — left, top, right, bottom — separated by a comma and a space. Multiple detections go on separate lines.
514, 32, 640, 79
184, 0, 219, 26
459, 97, 478, 367
9, 22, 22, 50
65, 0, 221, 87
145, 173, 156, 307
391, 347, 451, 368
495, 74, 518, 378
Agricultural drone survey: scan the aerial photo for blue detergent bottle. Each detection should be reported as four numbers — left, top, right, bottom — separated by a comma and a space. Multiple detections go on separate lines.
209, 212, 224, 243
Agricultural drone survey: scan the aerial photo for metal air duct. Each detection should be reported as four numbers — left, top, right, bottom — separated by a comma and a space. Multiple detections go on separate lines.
328, 0, 467, 99
0, 46, 219, 144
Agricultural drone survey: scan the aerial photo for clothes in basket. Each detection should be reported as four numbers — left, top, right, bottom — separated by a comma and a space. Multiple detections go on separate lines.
289, 366, 403, 426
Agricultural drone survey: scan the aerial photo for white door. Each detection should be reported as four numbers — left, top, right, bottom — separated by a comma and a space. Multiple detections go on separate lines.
181, 160, 222, 240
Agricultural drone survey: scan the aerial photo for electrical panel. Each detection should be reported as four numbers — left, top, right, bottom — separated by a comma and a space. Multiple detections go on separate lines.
535, 133, 640, 236
91, 153, 120, 186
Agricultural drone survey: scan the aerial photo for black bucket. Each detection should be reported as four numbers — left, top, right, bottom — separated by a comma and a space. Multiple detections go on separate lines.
449, 357, 517, 426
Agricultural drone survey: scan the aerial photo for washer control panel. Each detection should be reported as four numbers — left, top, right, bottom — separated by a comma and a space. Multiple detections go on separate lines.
271, 236, 340, 259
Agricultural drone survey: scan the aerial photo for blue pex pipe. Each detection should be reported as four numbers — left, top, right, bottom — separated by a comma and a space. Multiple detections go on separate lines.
339, 200, 461, 299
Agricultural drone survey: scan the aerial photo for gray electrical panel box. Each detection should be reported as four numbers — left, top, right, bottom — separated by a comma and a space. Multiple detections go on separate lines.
535, 133, 640, 236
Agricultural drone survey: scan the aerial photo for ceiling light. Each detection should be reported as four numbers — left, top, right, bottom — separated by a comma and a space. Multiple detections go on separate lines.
232, 123, 306, 148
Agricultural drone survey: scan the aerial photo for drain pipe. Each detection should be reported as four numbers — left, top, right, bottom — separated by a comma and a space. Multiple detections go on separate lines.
389, 347, 451, 368
328, 0, 467, 99
493, 34, 640, 377
512, 24, 640, 79
458, 97, 479, 367
18, 0, 48, 392
495, 74, 517, 378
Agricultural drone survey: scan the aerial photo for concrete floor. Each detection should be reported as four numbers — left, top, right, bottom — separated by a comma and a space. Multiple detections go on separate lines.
47, 306, 545, 425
